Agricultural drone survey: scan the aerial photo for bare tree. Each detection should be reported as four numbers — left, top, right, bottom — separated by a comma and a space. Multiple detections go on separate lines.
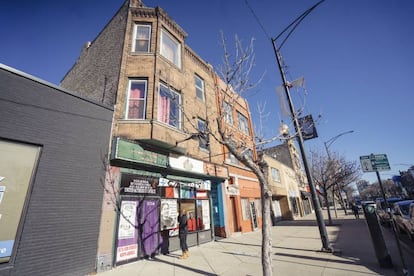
310, 150, 360, 225
208, 33, 279, 276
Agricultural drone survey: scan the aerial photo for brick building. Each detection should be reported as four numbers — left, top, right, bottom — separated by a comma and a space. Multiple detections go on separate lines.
61, 0, 260, 271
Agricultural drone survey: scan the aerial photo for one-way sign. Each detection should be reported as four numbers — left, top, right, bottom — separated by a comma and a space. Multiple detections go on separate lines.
360, 154, 391, 172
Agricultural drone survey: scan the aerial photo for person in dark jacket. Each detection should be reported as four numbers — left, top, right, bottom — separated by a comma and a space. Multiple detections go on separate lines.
178, 209, 189, 259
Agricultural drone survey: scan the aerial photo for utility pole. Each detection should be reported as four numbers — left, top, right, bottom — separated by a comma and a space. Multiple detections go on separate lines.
270, 0, 331, 252
272, 41, 331, 252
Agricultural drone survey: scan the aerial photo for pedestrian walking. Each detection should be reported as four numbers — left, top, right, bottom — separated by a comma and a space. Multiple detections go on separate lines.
351, 203, 360, 219
178, 209, 189, 259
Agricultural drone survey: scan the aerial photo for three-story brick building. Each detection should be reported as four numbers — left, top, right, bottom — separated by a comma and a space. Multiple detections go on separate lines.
61, 0, 260, 271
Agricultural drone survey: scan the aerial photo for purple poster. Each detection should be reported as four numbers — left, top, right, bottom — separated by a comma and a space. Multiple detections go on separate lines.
140, 199, 160, 257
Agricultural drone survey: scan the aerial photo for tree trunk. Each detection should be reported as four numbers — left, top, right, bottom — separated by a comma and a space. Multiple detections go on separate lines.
324, 192, 333, 225
261, 182, 272, 276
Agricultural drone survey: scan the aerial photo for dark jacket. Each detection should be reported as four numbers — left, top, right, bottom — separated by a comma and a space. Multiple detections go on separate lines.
178, 214, 188, 234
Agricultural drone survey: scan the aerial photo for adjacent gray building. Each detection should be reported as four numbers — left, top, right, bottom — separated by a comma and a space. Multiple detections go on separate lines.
0, 64, 113, 276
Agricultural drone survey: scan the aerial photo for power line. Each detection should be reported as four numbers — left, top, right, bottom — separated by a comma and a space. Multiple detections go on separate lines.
244, 0, 271, 40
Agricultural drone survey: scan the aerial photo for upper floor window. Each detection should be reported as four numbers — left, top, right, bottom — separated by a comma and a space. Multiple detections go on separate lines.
223, 101, 233, 125
237, 112, 249, 135
125, 79, 147, 119
158, 83, 181, 128
271, 167, 280, 182
133, 24, 151, 53
160, 29, 181, 68
228, 151, 239, 165
195, 74, 205, 101
197, 118, 209, 150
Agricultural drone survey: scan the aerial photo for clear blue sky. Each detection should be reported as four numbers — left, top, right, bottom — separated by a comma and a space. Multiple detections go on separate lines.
1, 0, 413, 184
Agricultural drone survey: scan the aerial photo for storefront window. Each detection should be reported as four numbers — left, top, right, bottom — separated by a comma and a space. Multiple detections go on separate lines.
241, 198, 251, 220
180, 183, 195, 199
196, 200, 210, 230
0, 140, 40, 264
180, 200, 196, 232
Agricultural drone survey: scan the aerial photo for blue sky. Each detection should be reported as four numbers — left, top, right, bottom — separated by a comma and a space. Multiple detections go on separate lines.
1, 0, 413, 184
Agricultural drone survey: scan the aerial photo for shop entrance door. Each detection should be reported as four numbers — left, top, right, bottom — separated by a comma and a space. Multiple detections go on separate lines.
230, 197, 240, 233
139, 198, 160, 259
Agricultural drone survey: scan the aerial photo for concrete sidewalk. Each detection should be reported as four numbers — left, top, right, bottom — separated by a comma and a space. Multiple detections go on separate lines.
96, 210, 414, 276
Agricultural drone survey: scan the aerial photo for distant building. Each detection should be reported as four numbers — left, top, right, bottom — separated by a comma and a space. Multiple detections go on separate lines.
263, 137, 313, 218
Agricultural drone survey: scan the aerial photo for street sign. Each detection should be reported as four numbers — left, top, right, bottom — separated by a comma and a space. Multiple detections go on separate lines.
360, 154, 391, 172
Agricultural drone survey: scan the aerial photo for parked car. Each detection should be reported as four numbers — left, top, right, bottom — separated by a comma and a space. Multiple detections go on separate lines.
376, 197, 404, 226
392, 200, 414, 241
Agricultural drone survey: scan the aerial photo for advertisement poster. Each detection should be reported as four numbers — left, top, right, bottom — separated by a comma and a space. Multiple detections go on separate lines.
0, 140, 40, 263
202, 200, 210, 230
116, 200, 138, 262
160, 199, 178, 230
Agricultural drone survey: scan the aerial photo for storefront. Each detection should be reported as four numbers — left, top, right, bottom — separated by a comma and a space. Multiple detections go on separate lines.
104, 138, 227, 266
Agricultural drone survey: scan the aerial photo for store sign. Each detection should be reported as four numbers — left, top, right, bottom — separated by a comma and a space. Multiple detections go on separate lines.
112, 137, 168, 167
169, 156, 204, 173
120, 174, 158, 195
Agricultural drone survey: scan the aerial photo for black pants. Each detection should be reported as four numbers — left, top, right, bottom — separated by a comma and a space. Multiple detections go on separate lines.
179, 232, 188, 251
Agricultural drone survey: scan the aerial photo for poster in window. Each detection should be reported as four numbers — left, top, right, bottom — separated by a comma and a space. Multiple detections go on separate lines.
160, 199, 178, 230
118, 201, 137, 239
116, 200, 138, 263
201, 200, 210, 230
0, 140, 40, 263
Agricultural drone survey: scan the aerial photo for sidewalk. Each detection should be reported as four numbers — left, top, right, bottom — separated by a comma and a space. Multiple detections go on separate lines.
96, 210, 414, 276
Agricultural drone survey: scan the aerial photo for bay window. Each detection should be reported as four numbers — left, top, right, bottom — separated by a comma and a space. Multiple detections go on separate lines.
160, 29, 181, 68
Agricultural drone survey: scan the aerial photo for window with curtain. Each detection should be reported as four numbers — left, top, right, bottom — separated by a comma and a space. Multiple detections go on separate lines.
223, 101, 233, 125
157, 83, 181, 128
160, 29, 181, 68
237, 111, 249, 135
195, 74, 205, 101
133, 24, 151, 52
126, 79, 147, 119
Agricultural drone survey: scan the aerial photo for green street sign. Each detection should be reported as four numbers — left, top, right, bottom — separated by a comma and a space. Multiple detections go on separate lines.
360, 154, 390, 172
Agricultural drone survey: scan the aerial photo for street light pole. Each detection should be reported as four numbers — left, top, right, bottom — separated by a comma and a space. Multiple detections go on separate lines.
271, 40, 332, 252
323, 130, 354, 217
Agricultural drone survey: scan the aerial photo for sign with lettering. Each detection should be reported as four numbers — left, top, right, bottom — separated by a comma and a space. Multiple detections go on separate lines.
120, 174, 158, 195
360, 154, 390, 172
112, 137, 168, 167
169, 156, 204, 173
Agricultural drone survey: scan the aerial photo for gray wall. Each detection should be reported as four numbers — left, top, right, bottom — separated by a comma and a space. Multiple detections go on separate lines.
0, 65, 113, 276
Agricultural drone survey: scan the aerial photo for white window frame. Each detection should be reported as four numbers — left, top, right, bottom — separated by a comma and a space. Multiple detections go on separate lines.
223, 101, 233, 125
195, 74, 205, 101
271, 167, 280, 182
125, 79, 147, 120
157, 83, 181, 129
237, 112, 249, 135
132, 24, 151, 53
160, 29, 181, 68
